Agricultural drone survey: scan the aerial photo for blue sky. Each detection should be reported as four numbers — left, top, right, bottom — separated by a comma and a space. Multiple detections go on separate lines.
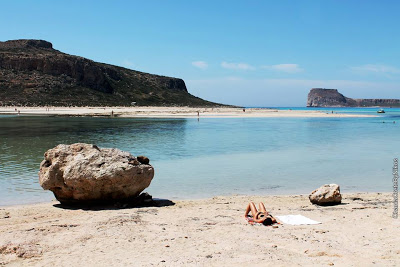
1, 1, 400, 106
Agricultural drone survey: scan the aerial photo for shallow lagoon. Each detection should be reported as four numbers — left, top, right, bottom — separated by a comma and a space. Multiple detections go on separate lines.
0, 109, 399, 205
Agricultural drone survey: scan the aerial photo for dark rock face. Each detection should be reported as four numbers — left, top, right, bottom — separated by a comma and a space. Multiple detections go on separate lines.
0, 49, 115, 94
0, 39, 53, 49
354, 98, 400, 107
0, 39, 219, 107
307, 88, 400, 107
307, 89, 351, 107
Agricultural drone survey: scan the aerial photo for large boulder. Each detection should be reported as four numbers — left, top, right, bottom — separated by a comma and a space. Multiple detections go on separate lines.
39, 143, 154, 205
309, 184, 342, 205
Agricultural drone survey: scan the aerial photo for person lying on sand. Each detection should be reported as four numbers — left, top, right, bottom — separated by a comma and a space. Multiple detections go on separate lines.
244, 202, 277, 225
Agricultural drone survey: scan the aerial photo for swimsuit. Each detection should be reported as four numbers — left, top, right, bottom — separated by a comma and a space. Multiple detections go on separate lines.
256, 212, 269, 220
246, 212, 276, 226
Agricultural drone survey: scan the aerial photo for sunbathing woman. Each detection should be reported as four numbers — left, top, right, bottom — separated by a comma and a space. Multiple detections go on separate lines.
244, 202, 277, 225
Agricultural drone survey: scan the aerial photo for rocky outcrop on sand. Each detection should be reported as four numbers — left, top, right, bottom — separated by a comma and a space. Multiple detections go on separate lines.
0, 39, 220, 107
307, 88, 400, 107
38, 143, 154, 204
309, 184, 342, 205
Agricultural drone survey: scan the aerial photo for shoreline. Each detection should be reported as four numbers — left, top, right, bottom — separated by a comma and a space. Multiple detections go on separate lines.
0, 189, 392, 209
0, 106, 377, 118
1, 192, 399, 266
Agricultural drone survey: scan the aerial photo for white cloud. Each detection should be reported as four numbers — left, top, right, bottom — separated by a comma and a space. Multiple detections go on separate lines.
122, 59, 135, 69
221, 61, 255, 70
262, 64, 303, 73
350, 64, 400, 74
191, 61, 208, 70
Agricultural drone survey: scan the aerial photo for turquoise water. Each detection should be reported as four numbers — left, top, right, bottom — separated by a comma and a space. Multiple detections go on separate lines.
0, 109, 399, 206
276, 106, 400, 117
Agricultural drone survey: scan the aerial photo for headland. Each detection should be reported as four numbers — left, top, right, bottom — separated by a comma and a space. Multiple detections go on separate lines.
0, 39, 222, 107
307, 88, 400, 107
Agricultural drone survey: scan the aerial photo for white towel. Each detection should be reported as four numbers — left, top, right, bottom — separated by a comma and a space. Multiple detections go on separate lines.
275, 214, 321, 225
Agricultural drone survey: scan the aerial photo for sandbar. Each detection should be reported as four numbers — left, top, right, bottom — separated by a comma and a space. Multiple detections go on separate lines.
0, 107, 376, 118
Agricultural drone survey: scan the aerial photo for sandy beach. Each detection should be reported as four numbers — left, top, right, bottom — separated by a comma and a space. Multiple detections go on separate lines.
0, 106, 394, 266
1, 193, 399, 266
0, 106, 376, 118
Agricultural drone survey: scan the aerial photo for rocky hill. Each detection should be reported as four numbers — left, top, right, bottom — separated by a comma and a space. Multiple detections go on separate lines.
307, 88, 400, 107
0, 39, 221, 107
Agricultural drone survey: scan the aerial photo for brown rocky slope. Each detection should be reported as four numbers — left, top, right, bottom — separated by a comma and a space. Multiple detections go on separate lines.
0, 39, 221, 107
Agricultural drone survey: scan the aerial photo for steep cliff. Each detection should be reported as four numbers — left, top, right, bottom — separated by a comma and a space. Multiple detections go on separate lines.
0, 39, 220, 107
307, 88, 400, 107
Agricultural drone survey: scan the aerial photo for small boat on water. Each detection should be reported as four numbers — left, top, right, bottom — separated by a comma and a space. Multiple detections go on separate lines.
377, 109, 385, 113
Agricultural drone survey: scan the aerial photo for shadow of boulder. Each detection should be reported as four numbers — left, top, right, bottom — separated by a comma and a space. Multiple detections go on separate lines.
52, 192, 175, 211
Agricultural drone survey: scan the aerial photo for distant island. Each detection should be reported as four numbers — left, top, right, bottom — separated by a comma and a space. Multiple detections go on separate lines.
307, 88, 400, 107
0, 39, 222, 107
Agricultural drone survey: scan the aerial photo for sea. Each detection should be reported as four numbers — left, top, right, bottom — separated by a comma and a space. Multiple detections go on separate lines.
0, 107, 399, 206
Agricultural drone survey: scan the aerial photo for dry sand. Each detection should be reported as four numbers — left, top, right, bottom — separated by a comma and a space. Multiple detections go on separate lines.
1, 193, 399, 266
0, 106, 375, 118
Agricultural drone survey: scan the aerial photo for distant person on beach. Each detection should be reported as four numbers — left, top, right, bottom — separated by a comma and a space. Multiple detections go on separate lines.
244, 202, 276, 225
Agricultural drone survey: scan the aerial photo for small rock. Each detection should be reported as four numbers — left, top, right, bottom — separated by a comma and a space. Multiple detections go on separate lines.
309, 184, 342, 205
137, 156, 150, 164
